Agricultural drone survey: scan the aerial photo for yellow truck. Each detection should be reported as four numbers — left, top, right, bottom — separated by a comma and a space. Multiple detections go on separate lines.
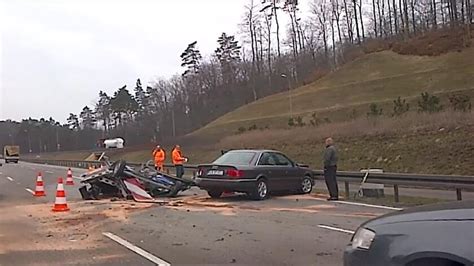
3, 145, 20, 163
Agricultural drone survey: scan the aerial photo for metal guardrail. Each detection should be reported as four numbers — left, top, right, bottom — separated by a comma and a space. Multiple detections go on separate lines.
21, 158, 474, 202
312, 170, 474, 201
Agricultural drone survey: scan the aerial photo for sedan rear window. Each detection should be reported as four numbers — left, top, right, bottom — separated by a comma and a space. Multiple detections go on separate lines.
213, 152, 256, 166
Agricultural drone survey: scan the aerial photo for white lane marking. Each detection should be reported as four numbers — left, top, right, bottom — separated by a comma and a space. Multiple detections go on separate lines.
25, 188, 35, 195
318, 225, 355, 234
73, 176, 83, 180
102, 232, 170, 266
336, 200, 403, 211
313, 197, 402, 211
46, 171, 54, 174
0, 172, 3, 175
6, 176, 14, 182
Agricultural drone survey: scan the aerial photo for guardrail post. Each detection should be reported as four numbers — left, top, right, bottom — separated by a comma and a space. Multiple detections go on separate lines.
456, 188, 462, 201
344, 181, 350, 199
393, 185, 400, 203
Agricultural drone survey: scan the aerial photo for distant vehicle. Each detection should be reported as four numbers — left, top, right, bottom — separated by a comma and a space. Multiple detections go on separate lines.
195, 149, 314, 200
344, 200, 474, 266
103, 138, 124, 149
3, 145, 20, 163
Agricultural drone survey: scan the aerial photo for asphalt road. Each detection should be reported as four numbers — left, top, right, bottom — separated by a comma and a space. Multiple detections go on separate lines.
0, 162, 400, 265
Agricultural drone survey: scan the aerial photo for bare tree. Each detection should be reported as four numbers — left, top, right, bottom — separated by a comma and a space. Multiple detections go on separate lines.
343, 0, 355, 42
358, 0, 366, 40
332, 0, 344, 43
261, 0, 283, 57
373, 0, 379, 36
312, 0, 330, 58
242, 0, 260, 101
353, 0, 362, 43
410, 0, 417, 34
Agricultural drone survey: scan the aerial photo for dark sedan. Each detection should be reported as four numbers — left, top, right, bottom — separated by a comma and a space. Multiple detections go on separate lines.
344, 200, 474, 266
195, 149, 314, 200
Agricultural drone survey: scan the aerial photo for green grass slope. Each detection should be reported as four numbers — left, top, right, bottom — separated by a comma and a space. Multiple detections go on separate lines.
31, 48, 474, 175
192, 48, 474, 140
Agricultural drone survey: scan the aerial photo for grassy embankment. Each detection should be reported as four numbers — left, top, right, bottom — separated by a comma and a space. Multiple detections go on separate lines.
34, 47, 474, 175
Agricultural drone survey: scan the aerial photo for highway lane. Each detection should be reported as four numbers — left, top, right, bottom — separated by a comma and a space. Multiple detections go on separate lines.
0, 162, 86, 206
0, 162, 398, 265
106, 192, 390, 266
0, 162, 151, 266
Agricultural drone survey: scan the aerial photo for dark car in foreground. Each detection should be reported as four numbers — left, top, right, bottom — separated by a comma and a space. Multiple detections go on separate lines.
195, 149, 314, 200
344, 200, 474, 266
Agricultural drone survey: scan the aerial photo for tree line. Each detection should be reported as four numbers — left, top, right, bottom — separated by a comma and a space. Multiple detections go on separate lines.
1, 0, 472, 153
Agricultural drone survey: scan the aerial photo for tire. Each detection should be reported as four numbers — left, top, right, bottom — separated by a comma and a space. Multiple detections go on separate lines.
249, 178, 268, 200
207, 190, 223, 199
299, 176, 313, 194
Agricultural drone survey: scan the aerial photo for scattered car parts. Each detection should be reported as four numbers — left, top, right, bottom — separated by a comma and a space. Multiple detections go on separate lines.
79, 159, 195, 202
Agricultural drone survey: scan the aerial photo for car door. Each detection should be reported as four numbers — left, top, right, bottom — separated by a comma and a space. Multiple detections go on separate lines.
267, 152, 295, 191
257, 152, 285, 191
272, 152, 301, 190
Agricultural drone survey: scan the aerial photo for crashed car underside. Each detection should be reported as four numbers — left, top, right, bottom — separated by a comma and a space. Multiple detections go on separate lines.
79, 160, 195, 202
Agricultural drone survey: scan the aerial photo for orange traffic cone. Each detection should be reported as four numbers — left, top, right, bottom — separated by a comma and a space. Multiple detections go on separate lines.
52, 177, 69, 212
66, 168, 74, 185
34, 172, 46, 197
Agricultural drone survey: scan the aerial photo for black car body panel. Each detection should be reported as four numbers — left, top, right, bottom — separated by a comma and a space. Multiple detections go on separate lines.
195, 149, 314, 195
344, 201, 474, 266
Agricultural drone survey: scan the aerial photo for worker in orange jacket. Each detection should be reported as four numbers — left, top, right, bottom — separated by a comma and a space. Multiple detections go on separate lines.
152, 145, 165, 171
171, 145, 187, 178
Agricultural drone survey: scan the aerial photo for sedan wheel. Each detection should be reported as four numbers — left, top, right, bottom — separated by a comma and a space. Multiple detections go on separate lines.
250, 179, 268, 200
300, 177, 313, 194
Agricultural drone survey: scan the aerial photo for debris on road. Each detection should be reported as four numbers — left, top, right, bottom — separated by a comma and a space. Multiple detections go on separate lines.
79, 160, 195, 202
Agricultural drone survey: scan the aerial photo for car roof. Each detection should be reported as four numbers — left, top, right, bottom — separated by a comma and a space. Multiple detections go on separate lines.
225, 149, 281, 153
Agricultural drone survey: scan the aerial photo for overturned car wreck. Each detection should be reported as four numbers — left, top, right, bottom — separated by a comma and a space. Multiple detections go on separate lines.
79, 160, 195, 202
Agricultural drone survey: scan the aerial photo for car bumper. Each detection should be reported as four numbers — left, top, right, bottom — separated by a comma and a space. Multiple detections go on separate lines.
343, 245, 396, 266
343, 246, 370, 266
195, 177, 256, 192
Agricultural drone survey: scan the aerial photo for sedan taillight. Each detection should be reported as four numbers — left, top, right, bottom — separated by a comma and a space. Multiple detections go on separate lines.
226, 169, 244, 178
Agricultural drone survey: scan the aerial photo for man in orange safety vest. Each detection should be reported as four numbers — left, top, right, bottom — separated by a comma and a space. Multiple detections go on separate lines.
152, 145, 165, 171
171, 145, 187, 178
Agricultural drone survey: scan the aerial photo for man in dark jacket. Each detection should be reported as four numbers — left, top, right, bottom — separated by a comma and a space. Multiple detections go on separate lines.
324, 137, 339, 200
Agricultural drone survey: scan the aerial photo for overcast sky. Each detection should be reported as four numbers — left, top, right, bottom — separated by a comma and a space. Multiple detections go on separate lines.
0, 0, 310, 123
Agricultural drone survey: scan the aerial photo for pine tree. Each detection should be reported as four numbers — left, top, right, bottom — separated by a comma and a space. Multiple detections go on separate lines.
79, 106, 96, 129
95, 91, 111, 132
180, 41, 202, 77
215, 33, 242, 85
134, 78, 147, 111
66, 113, 79, 131
110, 85, 139, 126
